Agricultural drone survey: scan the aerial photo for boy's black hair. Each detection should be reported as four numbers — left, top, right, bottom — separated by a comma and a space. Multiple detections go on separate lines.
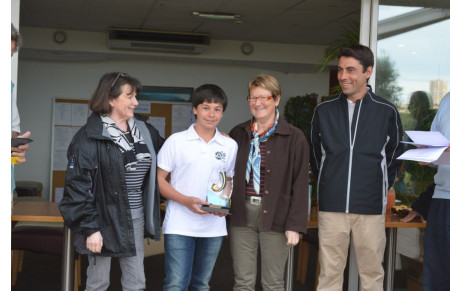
191, 84, 228, 111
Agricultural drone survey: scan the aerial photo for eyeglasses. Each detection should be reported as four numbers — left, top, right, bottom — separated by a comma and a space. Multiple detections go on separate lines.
111, 73, 128, 88
247, 95, 274, 102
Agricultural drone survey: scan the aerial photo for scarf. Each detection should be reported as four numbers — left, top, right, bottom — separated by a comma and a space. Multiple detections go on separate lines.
246, 109, 279, 194
101, 115, 151, 171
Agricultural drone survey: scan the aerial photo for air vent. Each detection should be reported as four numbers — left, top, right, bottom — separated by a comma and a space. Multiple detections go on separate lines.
107, 28, 211, 54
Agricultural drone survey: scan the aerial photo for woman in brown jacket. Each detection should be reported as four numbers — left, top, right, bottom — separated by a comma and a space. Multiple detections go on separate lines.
228, 74, 310, 290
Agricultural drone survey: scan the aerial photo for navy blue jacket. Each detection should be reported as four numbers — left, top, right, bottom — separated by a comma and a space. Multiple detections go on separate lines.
310, 88, 404, 215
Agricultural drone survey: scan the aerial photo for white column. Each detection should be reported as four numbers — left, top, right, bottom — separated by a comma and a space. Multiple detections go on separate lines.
360, 0, 379, 89
11, 0, 20, 88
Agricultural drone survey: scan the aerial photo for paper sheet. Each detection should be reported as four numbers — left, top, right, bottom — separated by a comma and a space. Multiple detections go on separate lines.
54, 102, 72, 125
403, 131, 449, 147
71, 103, 88, 126
397, 147, 447, 163
397, 130, 449, 164
172, 105, 193, 134
55, 188, 64, 203
135, 101, 151, 114
148, 117, 165, 138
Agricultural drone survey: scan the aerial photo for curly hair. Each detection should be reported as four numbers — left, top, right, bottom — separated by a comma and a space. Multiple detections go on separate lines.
11, 23, 23, 52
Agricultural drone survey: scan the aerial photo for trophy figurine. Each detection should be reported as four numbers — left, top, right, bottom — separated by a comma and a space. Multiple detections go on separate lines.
201, 168, 232, 214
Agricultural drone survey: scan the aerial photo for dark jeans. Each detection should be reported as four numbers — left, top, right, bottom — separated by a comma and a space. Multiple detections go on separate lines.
423, 198, 450, 291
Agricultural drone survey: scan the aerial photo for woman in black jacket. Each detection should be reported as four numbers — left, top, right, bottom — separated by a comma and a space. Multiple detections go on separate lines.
59, 72, 164, 290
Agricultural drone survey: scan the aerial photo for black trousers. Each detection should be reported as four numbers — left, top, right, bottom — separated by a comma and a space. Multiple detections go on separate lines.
423, 198, 450, 291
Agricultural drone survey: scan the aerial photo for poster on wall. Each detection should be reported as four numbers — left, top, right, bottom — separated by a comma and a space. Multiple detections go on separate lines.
137, 86, 194, 103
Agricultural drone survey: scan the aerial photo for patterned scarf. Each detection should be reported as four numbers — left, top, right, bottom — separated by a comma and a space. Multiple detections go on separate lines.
246, 109, 279, 194
101, 115, 151, 171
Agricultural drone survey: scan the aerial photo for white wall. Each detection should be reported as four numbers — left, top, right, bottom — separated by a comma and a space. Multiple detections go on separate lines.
15, 29, 330, 200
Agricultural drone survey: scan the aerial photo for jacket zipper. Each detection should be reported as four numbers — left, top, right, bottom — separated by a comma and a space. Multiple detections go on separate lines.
346, 99, 363, 213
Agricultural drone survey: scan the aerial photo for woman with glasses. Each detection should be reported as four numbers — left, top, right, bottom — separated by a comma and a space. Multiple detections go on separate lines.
228, 74, 310, 290
59, 72, 164, 290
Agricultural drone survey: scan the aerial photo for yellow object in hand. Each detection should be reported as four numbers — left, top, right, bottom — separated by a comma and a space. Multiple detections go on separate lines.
11, 157, 20, 164
211, 172, 227, 192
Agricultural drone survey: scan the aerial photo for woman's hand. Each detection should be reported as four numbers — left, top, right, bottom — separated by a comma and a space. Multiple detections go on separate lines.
285, 230, 300, 246
86, 231, 103, 253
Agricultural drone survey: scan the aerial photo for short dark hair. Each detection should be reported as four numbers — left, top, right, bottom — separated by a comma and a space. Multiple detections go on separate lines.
191, 84, 228, 111
11, 23, 23, 52
337, 44, 374, 72
89, 72, 142, 114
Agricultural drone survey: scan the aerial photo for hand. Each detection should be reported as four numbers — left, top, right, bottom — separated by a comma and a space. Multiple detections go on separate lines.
11, 131, 31, 163
401, 210, 426, 223
415, 146, 432, 166
86, 231, 103, 253
210, 211, 227, 217
418, 161, 431, 166
183, 196, 209, 215
285, 230, 300, 246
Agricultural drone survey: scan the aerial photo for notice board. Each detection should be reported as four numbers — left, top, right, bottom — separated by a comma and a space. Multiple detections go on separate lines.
50, 98, 193, 202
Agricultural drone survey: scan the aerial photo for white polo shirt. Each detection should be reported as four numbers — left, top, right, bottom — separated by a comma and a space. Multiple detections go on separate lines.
158, 124, 238, 237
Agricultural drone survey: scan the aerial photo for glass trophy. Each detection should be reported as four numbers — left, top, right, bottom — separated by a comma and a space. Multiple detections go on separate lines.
200, 168, 232, 214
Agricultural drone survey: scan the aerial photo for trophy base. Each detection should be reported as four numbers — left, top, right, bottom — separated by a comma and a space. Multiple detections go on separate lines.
200, 205, 230, 215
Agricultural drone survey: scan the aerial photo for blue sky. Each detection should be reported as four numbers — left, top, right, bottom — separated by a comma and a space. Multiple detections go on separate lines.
377, 5, 450, 105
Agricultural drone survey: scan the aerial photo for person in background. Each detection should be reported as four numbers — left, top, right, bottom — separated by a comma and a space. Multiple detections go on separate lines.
229, 74, 309, 290
11, 23, 31, 193
59, 72, 164, 291
401, 183, 435, 223
157, 84, 237, 291
407, 91, 436, 131
404, 92, 449, 291
310, 44, 404, 291
404, 91, 437, 195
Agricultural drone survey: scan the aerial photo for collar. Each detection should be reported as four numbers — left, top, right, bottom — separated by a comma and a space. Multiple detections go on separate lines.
86, 113, 142, 141
339, 85, 374, 104
241, 116, 291, 138
86, 113, 107, 140
185, 123, 227, 145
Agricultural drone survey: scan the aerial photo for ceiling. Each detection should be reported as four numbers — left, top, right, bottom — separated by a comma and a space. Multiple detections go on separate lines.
19, 0, 362, 46
17, 0, 449, 73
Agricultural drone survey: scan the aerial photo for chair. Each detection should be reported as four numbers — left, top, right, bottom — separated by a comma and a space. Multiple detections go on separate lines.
11, 222, 81, 291
14, 181, 43, 198
296, 228, 320, 288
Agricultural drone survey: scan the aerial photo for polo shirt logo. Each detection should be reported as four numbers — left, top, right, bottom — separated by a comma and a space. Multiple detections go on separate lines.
215, 151, 226, 162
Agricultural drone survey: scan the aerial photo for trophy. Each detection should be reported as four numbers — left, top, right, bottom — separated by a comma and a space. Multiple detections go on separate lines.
201, 168, 232, 214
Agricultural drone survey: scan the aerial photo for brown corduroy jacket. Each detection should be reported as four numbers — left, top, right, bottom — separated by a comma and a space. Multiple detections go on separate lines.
228, 117, 310, 234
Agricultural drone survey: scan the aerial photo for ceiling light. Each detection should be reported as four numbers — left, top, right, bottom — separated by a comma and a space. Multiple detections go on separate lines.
192, 11, 240, 20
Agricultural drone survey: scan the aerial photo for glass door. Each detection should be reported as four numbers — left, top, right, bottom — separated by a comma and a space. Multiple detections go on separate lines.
375, 1, 449, 290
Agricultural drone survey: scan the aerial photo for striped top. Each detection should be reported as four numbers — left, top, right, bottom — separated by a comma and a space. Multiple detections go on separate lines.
123, 132, 151, 210
125, 159, 151, 209
245, 142, 266, 196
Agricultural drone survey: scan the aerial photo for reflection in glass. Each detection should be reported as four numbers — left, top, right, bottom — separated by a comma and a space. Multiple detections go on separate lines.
376, 2, 449, 290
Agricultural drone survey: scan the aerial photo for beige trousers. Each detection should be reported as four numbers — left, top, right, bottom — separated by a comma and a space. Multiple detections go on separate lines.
317, 211, 386, 291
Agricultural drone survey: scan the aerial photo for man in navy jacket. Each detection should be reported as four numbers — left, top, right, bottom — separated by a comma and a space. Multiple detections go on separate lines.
311, 44, 403, 291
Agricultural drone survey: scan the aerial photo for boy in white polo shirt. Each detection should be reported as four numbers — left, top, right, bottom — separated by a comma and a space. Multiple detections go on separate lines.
157, 84, 237, 291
